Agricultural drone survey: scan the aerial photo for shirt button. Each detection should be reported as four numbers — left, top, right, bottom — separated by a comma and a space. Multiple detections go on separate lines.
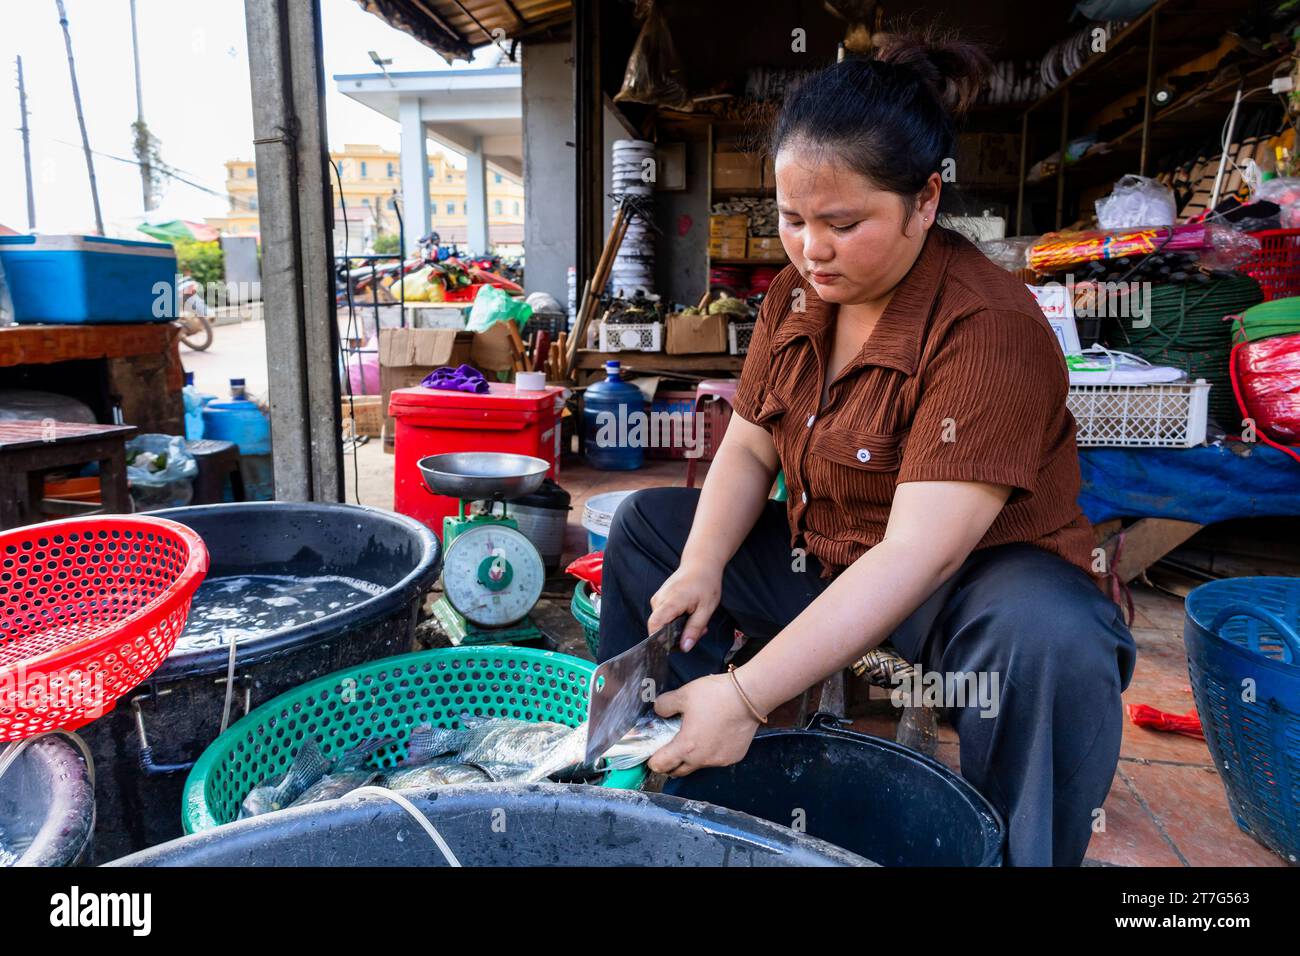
806, 414, 815, 427
856, 448, 871, 463
801, 491, 808, 504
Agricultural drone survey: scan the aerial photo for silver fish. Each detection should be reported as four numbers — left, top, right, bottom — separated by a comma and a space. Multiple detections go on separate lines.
600, 714, 682, 771
381, 761, 494, 790
239, 738, 330, 818
242, 714, 682, 815
289, 769, 381, 807
239, 736, 395, 818
422, 715, 574, 768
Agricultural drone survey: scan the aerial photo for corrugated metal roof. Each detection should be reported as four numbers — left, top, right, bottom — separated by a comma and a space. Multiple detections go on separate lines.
353, 0, 571, 61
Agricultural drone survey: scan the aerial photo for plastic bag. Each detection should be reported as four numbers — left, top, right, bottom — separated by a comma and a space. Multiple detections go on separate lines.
975, 236, 1036, 271
1254, 177, 1300, 229
1095, 175, 1176, 229
390, 265, 443, 303
466, 284, 532, 332
1233, 332, 1300, 443
1196, 224, 1261, 271
565, 551, 604, 594
614, 0, 692, 111
0, 389, 96, 423
125, 434, 197, 510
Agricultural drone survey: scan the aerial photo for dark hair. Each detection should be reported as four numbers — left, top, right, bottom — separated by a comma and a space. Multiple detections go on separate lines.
770, 30, 990, 215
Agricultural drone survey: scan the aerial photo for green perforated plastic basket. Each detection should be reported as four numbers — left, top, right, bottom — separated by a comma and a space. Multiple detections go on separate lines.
571, 581, 601, 657
182, 646, 645, 833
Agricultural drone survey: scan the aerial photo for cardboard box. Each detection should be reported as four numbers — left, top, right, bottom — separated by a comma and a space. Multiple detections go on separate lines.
762, 154, 777, 190
708, 237, 748, 260
468, 321, 518, 377
712, 151, 764, 190
956, 132, 1022, 186
666, 311, 729, 355
378, 327, 474, 452
746, 236, 786, 261
709, 214, 749, 239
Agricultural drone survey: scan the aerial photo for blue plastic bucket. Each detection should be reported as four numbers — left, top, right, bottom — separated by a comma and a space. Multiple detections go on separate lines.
581, 490, 635, 552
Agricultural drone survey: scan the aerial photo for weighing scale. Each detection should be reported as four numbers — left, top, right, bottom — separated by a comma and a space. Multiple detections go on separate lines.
417, 452, 551, 645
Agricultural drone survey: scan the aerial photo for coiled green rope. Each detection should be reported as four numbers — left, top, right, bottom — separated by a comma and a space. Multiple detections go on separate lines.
1232, 296, 1300, 344
1105, 275, 1264, 425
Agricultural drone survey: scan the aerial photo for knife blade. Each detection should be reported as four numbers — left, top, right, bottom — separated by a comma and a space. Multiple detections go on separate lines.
584, 615, 684, 764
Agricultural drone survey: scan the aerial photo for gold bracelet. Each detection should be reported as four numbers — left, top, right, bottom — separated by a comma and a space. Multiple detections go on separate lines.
728, 664, 768, 725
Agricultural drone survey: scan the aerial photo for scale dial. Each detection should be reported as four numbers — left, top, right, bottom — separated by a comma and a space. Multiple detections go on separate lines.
441, 524, 544, 627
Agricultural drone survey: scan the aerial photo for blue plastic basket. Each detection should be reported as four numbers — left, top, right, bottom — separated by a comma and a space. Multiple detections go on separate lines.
1184, 577, 1300, 863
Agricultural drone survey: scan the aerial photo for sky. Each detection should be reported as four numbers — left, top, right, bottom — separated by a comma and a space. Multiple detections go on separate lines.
0, 0, 482, 234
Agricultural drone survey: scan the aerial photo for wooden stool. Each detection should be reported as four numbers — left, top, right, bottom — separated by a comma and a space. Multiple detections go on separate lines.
796, 646, 939, 756
685, 378, 737, 488
186, 439, 246, 505
0, 420, 136, 529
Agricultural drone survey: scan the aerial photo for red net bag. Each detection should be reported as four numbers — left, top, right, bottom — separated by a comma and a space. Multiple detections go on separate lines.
1233, 333, 1300, 443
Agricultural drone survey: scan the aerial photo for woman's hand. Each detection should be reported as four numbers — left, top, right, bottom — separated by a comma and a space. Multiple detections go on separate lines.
646, 673, 761, 776
646, 560, 722, 652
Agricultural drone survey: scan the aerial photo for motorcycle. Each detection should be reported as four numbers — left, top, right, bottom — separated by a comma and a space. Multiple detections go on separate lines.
177, 276, 214, 351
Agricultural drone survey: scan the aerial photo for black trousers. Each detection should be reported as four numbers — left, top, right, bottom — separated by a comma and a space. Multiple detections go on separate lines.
597, 487, 1137, 867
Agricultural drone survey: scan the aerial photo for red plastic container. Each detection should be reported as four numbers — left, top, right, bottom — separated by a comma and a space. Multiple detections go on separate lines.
389, 382, 566, 537
443, 282, 486, 303
0, 515, 209, 741
1243, 229, 1300, 302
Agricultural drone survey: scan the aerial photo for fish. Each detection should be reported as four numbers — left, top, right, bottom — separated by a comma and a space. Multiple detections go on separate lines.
289, 769, 381, 807
239, 736, 396, 818
381, 761, 494, 790
600, 714, 682, 771
238, 738, 331, 818
238, 714, 683, 816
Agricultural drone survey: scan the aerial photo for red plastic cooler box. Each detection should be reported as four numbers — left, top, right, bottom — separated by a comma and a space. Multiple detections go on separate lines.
389, 382, 565, 537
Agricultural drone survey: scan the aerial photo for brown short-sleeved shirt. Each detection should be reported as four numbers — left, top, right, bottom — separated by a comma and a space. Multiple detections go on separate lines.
732, 226, 1096, 579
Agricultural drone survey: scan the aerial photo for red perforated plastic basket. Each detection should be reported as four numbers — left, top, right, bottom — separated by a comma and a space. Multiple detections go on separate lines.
1243, 229, 1300, 302
0, 515, 209, 741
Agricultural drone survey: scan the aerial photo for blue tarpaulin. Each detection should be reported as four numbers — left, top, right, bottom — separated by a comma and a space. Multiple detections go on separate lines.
1079, 444, 1300, 524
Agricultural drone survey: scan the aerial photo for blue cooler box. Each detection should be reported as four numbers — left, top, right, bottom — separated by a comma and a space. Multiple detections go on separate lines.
0, 234, 178, 324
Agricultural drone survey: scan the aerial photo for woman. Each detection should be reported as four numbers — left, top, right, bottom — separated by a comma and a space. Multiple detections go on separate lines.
597, 33, 1136, 867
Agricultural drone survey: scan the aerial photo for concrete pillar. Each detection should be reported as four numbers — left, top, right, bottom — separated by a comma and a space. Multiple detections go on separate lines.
465, 136, 489, 254
521, 40, 573, 305
245, 0, 341, 502
399, 97, 430, 242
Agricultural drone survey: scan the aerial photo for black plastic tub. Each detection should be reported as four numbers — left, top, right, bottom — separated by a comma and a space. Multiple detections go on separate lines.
105, 783, 874, 867
78, 502, 440, 862
0, 736, 95, 867
663, 714, 1005, 866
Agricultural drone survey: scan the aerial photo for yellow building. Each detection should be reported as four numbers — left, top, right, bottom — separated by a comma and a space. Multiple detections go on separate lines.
208, 143, 524, 249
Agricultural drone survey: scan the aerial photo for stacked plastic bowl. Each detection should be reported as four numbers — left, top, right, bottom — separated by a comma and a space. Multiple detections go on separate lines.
609, 139, 656, 297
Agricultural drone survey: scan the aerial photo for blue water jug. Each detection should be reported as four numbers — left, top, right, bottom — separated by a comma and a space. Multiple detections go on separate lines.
583, 360, 645, 470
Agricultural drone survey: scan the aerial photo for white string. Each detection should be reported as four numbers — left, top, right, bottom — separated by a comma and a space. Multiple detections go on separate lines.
344, 786, 462, 867
1075, 344, 1155, 384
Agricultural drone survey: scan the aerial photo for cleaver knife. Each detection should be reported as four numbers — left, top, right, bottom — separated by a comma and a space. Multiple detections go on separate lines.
584, 615, 685, 764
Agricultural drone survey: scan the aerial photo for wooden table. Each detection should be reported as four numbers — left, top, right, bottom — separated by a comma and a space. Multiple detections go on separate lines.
0, 323, 184, 434
572, 350, 745, 387
0, 421, 137, 529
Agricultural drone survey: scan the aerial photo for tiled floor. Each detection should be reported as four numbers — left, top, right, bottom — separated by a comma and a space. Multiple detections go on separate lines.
353, 443, 1289, 867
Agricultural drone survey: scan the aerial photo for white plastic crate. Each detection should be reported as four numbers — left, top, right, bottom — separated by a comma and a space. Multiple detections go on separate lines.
1067, 380, 1210, 448
598, 321, 662, 352
728, 321, 756, 355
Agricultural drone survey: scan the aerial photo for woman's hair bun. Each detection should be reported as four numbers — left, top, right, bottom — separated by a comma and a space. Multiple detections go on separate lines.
871, 29, 991, 118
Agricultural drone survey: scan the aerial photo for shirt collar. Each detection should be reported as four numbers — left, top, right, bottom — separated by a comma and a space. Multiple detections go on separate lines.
771, 227, 953, 376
